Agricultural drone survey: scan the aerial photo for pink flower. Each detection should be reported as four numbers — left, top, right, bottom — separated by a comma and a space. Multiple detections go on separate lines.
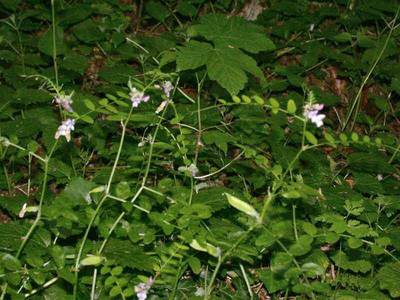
155, 81, 174, 98
134, 277, 154, 300
55, 118, 75, 142
303, 103, 325, 127
161, 81, 174, 98
129, 87, 150, 108
54, 93, 74, 112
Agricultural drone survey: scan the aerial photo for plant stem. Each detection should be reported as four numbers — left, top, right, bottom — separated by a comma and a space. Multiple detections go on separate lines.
1, 141, 57, 299
51, 0, 59, 87
16, 141, 57, 258
342, 6, 400, 130
73, 108, 133, 300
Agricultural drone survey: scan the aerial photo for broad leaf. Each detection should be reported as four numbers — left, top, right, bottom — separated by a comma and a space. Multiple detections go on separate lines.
177, 41, 264, 95
377, 263, 400, 297
192, 14, 275, 53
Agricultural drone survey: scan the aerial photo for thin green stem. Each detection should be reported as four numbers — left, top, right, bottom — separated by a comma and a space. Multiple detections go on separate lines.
51, 0, 59, 87
16, 141, 58, 258
292, 205, 299, 241
240, 264, 253, 299
89, 104, 168, 298
342, 6, 400, 130
73, 108, 133, 300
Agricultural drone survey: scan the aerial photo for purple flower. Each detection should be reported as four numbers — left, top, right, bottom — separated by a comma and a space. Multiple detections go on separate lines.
134, 277, 154, 300
161, 81, 174, 98
129, 87, 150, 108
155, 81, 174, 98
54, 93, 74, 112
303, 103, 326, 127
55, 118, 75, 142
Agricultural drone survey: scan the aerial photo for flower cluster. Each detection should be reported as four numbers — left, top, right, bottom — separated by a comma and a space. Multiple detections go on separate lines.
155, 80, 174, 98
178, 163, 199, 177
303, 103, 326, 127
55, 118, 75, 142
134, 277, 154, 300
129, 87, 150, 107
54, 93, 74, 112
161, 81, 174, 98
52, 90, 76, 142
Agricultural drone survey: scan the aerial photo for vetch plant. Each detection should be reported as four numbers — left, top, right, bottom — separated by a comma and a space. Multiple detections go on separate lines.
128, 80, 150, 108
54, 118, 75, 142
53, 92, 74, 112
1, 3, 400, 300
303, 103, 326, 128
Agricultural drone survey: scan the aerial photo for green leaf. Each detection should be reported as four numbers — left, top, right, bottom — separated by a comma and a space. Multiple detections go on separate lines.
1, 254, 21, 271
348, 152, 395, 174
109, 286, 122, 297
289, 235, 313, 256
115, 181, 131, 199
38, 26, 66, 56
188, 256, 201, 274
334, 32, 353, 43
62, 177, 96, 205
269, 97, 280, 114
16, 88, 52, 105
80, 255, 104, 266
305, 131, 318, 145
190, 240, 221, 257
391, 77, 400, 94
259, 270, 288, 293
302, 222, 317, 236
61, 53, 88, 74
287, 99, 297, 114
111, 266, 123, 276
84, 99, 95, 110
176, 41, 213, 71
192, 14, 275, 53
331, 251, 372, 273
177, 40, 264, 95
301, 262, 325, 277
73, 19, 105, 42
202, 130, 235, 154
377, 263, 400, 297
207, 46, 263, 95
145, 1, 169, 22
177, 2, 197, 17
103, 239, 156, 271
347, 237, 363, 249
225, 193, 260, 221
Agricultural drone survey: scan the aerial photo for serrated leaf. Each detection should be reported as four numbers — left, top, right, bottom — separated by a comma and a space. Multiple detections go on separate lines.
377, 263, 400, 297
192, 14, 275, 53
207, 46, 263, 95
331, 251, 372, 273
73, 19, 105, 43
103, 239, 156, 271
176, 41, 213, 71
16, 88, 52, 105
145, 1, 169, 22
176, 40, 264, 95
348, 152, 395, 174
38, 26, 66, 56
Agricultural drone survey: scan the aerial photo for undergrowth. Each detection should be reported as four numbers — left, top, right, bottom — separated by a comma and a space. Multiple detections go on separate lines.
0, 0, 400, 299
